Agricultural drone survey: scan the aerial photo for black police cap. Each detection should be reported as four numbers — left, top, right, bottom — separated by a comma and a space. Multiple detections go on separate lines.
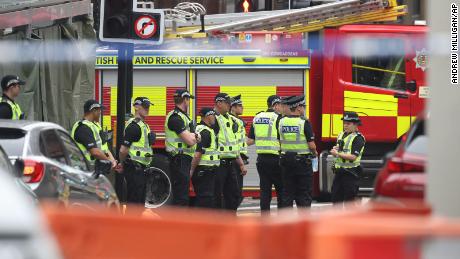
199, 107, 216, 117
267, 95, 281, 107
342, 111, 362, 125
84, 99, 104, 113
1, 75, 25, 91
280, 95, 296, 104
174, 89, 194, 99
231, 94, 243, 106
215, 93, 231, 103
133, 97, 152, 107
287, 95, 306, 108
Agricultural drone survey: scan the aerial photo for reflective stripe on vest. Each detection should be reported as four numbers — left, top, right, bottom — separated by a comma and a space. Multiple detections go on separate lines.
334, 132, 364, 168
196, 124, 220, 167
165, 110, 196, 157
126, 118, 153, 166
253, 111, 280, 155
1, 97, 23, 120
93, 122, 110, 154
216, 113, 239, 158
278, 117, 311, 155
230, 114, 247, 155
71, 120, 103, 164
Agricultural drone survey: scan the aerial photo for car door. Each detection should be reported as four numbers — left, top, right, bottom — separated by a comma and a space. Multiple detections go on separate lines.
39, 129, 94, 203
56, 130, 113, 205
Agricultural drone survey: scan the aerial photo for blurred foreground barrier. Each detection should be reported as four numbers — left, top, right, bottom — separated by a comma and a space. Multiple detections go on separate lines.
43, 205, 261, 259
311, 212, 460, 259
42, 200, 460, 259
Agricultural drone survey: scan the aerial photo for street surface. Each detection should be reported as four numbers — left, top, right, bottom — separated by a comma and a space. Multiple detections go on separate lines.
237, 197, 370, 216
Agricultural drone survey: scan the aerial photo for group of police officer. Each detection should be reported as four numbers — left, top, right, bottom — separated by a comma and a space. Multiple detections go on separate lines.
1, 73, 366, 210
248, 95, 366, 209
164, 90, 248, 211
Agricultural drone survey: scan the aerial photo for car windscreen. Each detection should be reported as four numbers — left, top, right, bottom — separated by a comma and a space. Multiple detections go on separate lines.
0, 128, 26, 157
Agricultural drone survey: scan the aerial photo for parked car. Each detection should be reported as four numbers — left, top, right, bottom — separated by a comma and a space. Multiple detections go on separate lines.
0, 144, 37, 203
0, 167, 62, 259
373, 117, 426, 201
0, 120, 119, 209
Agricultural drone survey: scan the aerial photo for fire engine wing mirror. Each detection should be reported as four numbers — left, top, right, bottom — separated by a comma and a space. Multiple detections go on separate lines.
406, 81, 417, 93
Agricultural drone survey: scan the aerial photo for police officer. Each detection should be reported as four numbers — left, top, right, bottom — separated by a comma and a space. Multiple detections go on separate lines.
119, 97, 155, 204
330, 111, 365, 205
165, 89, 200, 206
189, 107, 219, 208
214, 93, 247, 211
229, 94, 247, 204
0, 75, 25, 120
247, 95, 284, 211
278, 95, 318, 208
71, 99, 117, 169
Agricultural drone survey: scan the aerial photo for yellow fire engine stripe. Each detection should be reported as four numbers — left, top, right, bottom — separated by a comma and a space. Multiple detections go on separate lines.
321, 113, 343, 139
397, 116, 411, 138
220, 86, 276, 116
189, 70, 194, 118
110, 86, 167, 116
305, 69, 310, 119
344, 91, 398, 117
332, 114, 343, 137
352, 64, 406, 76
322, 114, 331, 138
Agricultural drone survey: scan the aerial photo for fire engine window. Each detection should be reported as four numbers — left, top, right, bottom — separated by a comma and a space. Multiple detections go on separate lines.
350, 38, 406, 91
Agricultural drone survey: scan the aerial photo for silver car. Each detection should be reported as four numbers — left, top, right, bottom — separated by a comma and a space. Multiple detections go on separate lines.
0, 144, 37, 203
0, 166, 62, 259
0, 120, 119, 209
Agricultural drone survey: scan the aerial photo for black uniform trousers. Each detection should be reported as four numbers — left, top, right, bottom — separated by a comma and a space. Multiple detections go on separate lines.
256, 154, 283, 211
124, 161, 147, 205
331, 167, 361, 204
192, 165, 217, 208
214, 158, 241, 211
169, 154, 192, 206
280, 155, 313, 208
232, 162, 244, 206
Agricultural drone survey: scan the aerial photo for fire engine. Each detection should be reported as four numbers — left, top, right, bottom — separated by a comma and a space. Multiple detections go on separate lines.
94, 0, 427, 200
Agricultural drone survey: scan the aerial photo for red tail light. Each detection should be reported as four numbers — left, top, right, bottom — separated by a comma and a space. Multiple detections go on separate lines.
387, 157, 424, 173
23, 159, 44, 183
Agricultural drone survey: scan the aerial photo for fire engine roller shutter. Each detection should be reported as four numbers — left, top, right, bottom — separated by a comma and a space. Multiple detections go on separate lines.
196, 69, 304, 190
100, 69, 187, 136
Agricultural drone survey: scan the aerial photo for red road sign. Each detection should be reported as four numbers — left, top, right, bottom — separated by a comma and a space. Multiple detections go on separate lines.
134, 15, 158, 39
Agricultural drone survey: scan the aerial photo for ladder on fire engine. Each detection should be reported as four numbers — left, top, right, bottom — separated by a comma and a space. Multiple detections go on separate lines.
166, 0, 407, 38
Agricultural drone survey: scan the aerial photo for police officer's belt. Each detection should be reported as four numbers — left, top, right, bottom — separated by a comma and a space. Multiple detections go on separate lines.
220, 158, 236, 165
